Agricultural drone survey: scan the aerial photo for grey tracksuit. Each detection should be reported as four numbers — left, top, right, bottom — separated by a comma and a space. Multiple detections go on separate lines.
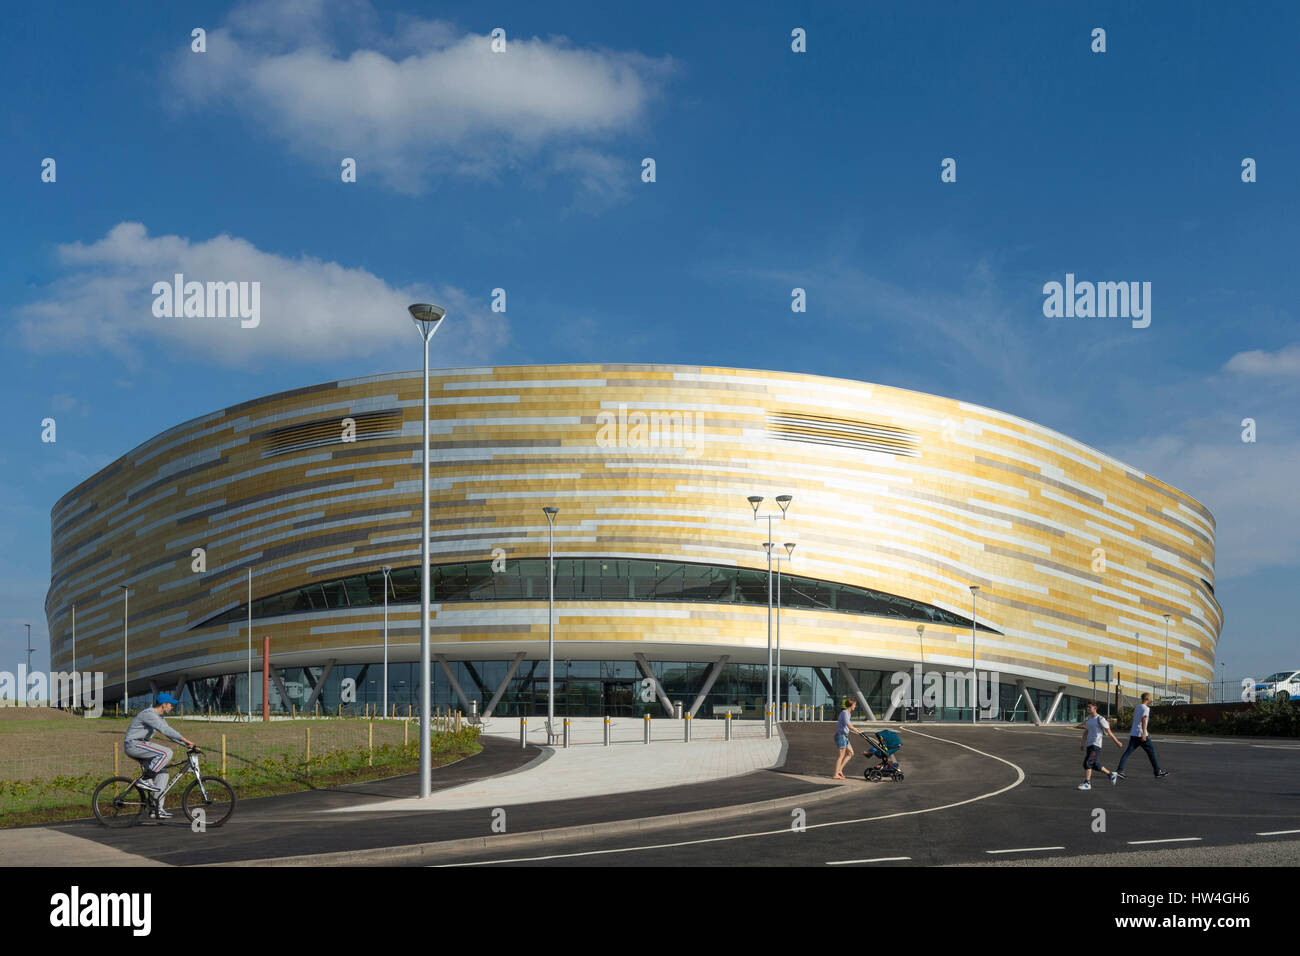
124, 707, 186, 802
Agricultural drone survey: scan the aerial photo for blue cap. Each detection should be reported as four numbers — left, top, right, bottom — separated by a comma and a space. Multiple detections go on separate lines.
156, 692, 179, 705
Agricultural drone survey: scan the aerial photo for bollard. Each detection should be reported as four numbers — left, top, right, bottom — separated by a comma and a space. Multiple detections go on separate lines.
725, 712, 732, 740
368, 721, 374, 766
644, 714, 651, 744
563, 717, 570, 748
684, 713, 692, 742
765, 706, 773, 738
520, 717, 527, 749
818, 705, 824, 721
221, 734, 227, 777
404, 719, 409, 747
113, 743, 118, 776
603, 716, 611, 746
306, 727, 311, 762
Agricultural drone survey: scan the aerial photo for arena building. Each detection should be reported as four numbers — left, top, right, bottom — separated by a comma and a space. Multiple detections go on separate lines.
45, 364, 1222, 722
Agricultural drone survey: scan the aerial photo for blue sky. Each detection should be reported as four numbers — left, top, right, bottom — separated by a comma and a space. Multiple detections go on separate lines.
2, 0, 1296, 681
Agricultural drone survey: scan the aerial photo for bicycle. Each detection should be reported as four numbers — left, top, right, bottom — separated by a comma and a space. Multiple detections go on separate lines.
91, 746, 236, 828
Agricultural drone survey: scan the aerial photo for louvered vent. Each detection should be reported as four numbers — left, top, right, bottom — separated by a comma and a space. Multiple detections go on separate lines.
767, 412, 920, 457
260, 410, 403, 457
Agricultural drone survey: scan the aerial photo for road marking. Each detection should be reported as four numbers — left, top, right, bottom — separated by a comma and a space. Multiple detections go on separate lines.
1256, 829, 1300, 836
826, 856, 911, 865
985, 846, 1065, 854
1251, 745, 1300, 750
436, 727, 1026, 866
1126, 837, 1202, 845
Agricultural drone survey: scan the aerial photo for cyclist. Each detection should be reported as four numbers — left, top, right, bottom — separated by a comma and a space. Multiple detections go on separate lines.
124, 692, 198, 819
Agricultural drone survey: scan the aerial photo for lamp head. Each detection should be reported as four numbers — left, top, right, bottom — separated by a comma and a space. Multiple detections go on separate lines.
747, 495, 763, 517
408, 303, 446, 341
542, 506, 559, 524
775, 494, 792, 516
380, 565, 391, 574
969, 584, 980, 593
783, 542, 795, 557
408, 303, 446, 325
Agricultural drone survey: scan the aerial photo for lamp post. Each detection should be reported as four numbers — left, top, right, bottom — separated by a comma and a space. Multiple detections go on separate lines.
1219, 660, 1226, 703
381, 565, 393, 718
1134, 631, 1141, 700
747, 494, 792, 737
409, 303, 446, 798
71, 604, 77, 709
543, 507, 559, 726
247, 567, 253, 720
917, 624, 926, 720
25, 625, 32, 704
1162, 614, 1171, 698
119, 585, 130, 714
769, 542, 795, 717
969, 585, 980, 725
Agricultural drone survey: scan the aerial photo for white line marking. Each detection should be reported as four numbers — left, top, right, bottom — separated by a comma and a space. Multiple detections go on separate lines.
434, 726, 1026, 866
1126, 837, 1202, 845
826, 856, 911, 865
1251, 745, 1300, 750
985, 846, 1065, 854
1256, 829, 1300, 836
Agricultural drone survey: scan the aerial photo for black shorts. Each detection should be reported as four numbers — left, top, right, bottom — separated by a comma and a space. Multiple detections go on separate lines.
1083, 745, 1102, 770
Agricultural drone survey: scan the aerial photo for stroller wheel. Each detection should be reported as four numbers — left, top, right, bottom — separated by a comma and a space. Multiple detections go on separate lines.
894, 772, 904, 781
866, 769, 882, 782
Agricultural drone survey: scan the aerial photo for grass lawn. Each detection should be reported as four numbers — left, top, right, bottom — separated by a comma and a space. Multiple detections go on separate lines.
0, 708, 479, 825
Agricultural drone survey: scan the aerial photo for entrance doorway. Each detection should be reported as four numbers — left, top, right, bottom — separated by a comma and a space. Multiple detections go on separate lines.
603, 680, 635, 716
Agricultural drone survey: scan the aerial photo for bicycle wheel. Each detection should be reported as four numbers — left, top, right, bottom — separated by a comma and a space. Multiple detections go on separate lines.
92, 776, 149, 828
182, 776, 236, 828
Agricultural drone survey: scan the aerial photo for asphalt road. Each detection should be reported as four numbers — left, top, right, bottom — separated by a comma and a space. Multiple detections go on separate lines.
421, 723, 1300, 867
47, 735, 831, 865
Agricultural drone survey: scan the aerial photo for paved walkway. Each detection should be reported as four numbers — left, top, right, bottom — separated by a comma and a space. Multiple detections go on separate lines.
333, 718, 785, 812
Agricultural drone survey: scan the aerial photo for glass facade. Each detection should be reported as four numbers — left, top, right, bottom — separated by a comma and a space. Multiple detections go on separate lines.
196, 557, 1000, 634
174, 659, 1087, 723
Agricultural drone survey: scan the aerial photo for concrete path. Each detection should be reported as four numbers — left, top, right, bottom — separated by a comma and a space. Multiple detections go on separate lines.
333, 718, 784, 812
0, 826, 169, 866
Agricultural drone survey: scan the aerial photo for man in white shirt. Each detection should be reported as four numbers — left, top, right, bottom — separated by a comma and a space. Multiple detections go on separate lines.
1115, 692, 1169, 779
1078, 700, 1123, 790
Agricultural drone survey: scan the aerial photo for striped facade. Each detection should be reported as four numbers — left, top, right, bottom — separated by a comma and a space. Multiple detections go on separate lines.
45, 364, 1221, 712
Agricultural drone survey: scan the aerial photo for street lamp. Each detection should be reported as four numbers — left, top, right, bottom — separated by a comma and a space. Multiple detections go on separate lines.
381, 565, 393, 718
917, 624, 926, 720
747, 493, 792, 737
247, 567, 253, 720
409, 302, 447, 798
969, 585, 980, 725
1162, 614, 1171, 697
543, 507, 559, 726
25, 624, 32, 692
119, 585, 130, 714
1134, 631, 1141, 700
767, 542, 795, 717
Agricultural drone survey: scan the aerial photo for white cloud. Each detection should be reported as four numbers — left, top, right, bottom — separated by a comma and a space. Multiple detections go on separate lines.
171, 0, 672, 194
1224, 343, 1300, 376
15, 222, 508, 367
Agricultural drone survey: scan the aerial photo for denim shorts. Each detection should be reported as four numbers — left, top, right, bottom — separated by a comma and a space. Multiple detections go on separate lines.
834, 733, 850, 749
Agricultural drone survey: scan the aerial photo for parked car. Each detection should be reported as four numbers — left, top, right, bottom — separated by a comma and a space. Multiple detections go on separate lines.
1155, 693, 1190, 706
1255, 670, 1300, 702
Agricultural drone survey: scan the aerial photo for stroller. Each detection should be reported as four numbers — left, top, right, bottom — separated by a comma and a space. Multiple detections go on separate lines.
863, 729, 904, 782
